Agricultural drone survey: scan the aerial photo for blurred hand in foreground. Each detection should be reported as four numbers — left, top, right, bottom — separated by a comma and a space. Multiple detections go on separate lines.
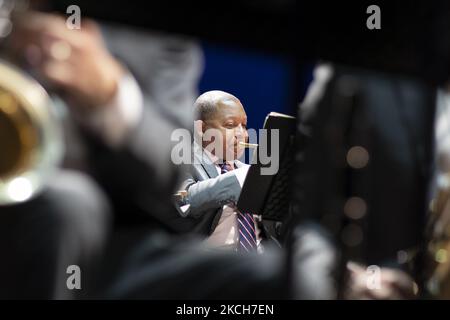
9, 11, 124, 110
344, 262, 417, 300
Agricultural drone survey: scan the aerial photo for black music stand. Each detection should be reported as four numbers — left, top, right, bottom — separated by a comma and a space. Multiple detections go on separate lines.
237, 112, 296, 221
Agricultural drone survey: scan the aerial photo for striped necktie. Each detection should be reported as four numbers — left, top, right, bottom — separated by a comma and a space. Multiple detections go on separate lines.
219, 162, 257, 253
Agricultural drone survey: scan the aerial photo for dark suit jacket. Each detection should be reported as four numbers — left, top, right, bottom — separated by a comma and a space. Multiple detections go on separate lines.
74, 23, 204, 233
174, 143, 245, 236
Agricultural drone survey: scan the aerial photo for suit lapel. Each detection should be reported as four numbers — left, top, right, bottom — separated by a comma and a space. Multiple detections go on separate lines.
193, 143, 219, 178
201, 162, 219, 179
234, 160, 246, 169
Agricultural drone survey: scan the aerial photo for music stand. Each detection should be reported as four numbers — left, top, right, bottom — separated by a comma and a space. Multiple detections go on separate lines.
237, 112, 296, 221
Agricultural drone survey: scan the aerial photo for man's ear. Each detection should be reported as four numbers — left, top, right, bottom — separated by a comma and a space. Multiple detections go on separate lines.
194, 120, 204, 143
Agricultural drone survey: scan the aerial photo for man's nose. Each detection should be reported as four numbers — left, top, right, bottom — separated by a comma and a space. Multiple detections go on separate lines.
234, 124, 245, 138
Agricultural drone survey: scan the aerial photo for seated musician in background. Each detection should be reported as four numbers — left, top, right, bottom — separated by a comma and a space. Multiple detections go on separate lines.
174, 90, 277, 253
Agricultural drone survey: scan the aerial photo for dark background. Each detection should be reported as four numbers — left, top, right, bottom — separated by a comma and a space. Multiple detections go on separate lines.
199, 43, 304, 132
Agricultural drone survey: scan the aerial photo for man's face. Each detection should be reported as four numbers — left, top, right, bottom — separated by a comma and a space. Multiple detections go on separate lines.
202, 99, 248, 161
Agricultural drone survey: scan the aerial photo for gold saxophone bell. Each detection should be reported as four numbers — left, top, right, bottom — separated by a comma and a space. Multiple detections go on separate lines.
0, 61, 63, 205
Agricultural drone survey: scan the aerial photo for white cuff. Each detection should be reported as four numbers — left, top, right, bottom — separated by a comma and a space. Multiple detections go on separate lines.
77, 73, 143, 147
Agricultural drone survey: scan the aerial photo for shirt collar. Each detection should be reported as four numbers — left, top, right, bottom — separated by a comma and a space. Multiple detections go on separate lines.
195, 142, 235, 167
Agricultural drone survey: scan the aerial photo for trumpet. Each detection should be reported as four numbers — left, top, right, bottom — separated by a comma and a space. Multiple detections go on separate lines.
0, 0, 63, 205
0, 60, 63, 205
239, 141, 258, 149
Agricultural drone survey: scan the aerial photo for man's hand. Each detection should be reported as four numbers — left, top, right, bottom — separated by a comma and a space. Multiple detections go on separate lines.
10, 11, 124, 110
344, 262, 417, 300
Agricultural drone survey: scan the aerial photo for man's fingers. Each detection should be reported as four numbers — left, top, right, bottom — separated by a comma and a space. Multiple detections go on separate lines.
81, 19, 103, 39
13, 11, 86, 49
14, 11, 64, 30
10, 12, 84, 68
382, 269, 415, 291
39, 61, 74, 87
23, 44, 43, 67
345, 262, 416, 300
347, 261, 366, 274
39, 33, 74, 63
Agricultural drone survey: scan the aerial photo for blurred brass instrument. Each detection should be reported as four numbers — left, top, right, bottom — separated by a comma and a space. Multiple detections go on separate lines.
425, 172, 450, 298
239, 142, 258, 149
0, 0, 63, 205
0, 61, 63, 205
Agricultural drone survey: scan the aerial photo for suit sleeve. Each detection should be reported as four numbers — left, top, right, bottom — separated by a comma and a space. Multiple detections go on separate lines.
80, 27, 203, 230
174, 170, 242, 219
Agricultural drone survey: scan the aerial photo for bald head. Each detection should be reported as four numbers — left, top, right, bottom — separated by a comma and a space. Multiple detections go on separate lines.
194, 90, 248, 161
194, 90, 241, 121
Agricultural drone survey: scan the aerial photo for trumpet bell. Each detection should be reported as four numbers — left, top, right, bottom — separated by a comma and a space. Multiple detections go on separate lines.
0, 61, 63, 205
